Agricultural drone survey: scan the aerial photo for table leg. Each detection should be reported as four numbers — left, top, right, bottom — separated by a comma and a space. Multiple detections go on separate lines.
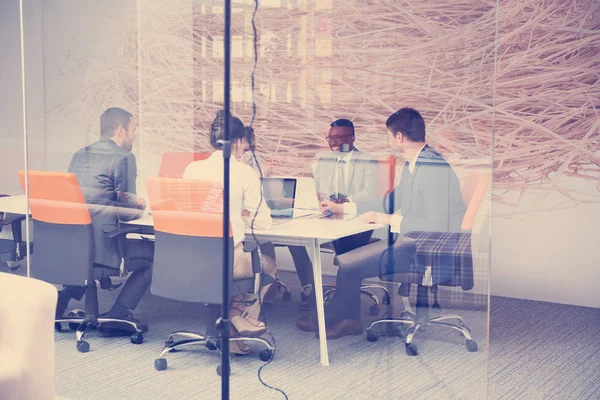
310, 238, 329, 366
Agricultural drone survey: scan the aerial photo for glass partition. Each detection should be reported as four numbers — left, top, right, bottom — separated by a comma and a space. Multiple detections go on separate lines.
0, 1, 29, 274
17, 0, 495, 398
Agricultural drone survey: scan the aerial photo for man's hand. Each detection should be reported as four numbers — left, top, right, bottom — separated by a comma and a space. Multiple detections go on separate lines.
319, 200, 343, 215
136, 196, 147, 209
361, 211, 391, 225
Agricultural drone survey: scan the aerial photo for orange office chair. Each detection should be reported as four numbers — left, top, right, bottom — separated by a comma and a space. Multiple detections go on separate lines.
18, 171, 148, 352
146, 177, 274, 375
158, 152, 210, 178
337, 172, 490, 356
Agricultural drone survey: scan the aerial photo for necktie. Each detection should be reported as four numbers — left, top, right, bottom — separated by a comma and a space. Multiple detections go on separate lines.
336, 158, 346, 198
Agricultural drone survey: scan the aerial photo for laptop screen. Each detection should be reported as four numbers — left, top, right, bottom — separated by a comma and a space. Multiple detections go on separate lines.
261, 178, 297, 218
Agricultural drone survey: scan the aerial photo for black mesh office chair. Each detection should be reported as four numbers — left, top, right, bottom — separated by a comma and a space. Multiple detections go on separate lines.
302, 156, 398, 315
0, 194, 28, 271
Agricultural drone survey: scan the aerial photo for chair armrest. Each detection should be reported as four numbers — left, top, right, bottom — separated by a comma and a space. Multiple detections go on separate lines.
104, 226, 154, 239
243, 241, 272, 276
242, 241, 258, 253
2, 214, 26, 226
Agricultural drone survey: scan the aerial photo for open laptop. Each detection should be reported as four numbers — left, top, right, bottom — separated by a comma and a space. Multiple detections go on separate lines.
261, 177, 320, 223
262, 177, 296, 219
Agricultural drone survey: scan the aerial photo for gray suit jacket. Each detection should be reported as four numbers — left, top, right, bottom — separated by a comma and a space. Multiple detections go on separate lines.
392, 145, 466, 234
68, 137, 143, 268
313, 148, 378, 214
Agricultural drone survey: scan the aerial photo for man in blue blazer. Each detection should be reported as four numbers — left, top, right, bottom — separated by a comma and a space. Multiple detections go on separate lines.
297, 108, 466, 338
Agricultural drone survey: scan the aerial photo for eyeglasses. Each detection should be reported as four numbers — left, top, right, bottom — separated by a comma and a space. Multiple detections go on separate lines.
325, 134, 353, 143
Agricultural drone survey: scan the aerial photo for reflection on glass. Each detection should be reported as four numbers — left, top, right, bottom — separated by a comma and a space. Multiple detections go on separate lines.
11, 0, 496, 398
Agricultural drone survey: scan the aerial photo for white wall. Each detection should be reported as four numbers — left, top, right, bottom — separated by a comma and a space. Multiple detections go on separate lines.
492, 176, 600, 308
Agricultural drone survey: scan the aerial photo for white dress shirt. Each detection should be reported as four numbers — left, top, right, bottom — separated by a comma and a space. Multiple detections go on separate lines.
390, 144, 426, 233
336, 150, 358, 215
183, 151, 272, 246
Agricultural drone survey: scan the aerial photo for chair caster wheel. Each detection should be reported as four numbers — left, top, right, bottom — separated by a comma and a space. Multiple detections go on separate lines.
405, 343, 418, 356
369, 305, 379, 315
466, 339, 478, 352
55, 322, 62, 332
77, 340, 90, 353
155, 358, 168, 371
282, 291, 292, 302
217, 364, 230, 377
367, 332, 379, 342
259, 349, 272, 362
68, 323, 80, 331
130, 332, 144, 345
382, 293, 391, 305
206, 340, 218, 351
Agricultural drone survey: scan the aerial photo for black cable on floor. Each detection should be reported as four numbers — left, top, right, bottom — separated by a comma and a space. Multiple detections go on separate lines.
247, 0, 288, 398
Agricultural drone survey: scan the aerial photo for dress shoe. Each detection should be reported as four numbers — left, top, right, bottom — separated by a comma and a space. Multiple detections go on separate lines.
97, 310, 148, 336
317, 319, 363, 340
55, 286, 85, 318
296, 314, 319, 332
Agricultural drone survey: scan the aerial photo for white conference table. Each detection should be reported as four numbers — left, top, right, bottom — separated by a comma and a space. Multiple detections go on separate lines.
0, 195, 382, 366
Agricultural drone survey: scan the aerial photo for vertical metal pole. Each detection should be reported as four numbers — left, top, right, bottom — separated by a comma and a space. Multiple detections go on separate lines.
221, 0, 232, 398
18, 0, 31, 278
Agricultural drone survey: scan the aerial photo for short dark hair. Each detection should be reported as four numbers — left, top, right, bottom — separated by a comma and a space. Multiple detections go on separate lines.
100, 107, 132, 137
386, 108, 426, 142
330, 118, 355, 136
209, 110, 245, 149
244, 126, 255, 147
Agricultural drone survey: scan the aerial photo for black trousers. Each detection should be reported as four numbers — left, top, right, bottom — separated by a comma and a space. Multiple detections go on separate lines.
62, 238, 154, 313
328, 237, 415, 321
288, 230, 374, 308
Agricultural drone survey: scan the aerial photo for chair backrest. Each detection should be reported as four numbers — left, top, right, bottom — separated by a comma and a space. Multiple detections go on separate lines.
146, 177, 233, 304
158, 152, 210, 178
17, 171, 94, 285
460, 173, 490, 231
377, 155, 397, 197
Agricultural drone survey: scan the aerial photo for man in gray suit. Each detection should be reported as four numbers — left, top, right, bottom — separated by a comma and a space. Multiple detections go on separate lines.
291, 119, 378, 315
57, 107, 153, 332
297, 108, 466, 338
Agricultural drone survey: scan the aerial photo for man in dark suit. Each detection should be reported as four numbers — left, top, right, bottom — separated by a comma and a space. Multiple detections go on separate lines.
57, 107, 154, 332
292, 119, 378, 321
297, 108, 466, 338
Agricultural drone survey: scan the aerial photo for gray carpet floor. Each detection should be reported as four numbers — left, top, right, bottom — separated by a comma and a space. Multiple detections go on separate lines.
487, 297, 600, 400
53, 271, 489, 400
7, 264, 599, 400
